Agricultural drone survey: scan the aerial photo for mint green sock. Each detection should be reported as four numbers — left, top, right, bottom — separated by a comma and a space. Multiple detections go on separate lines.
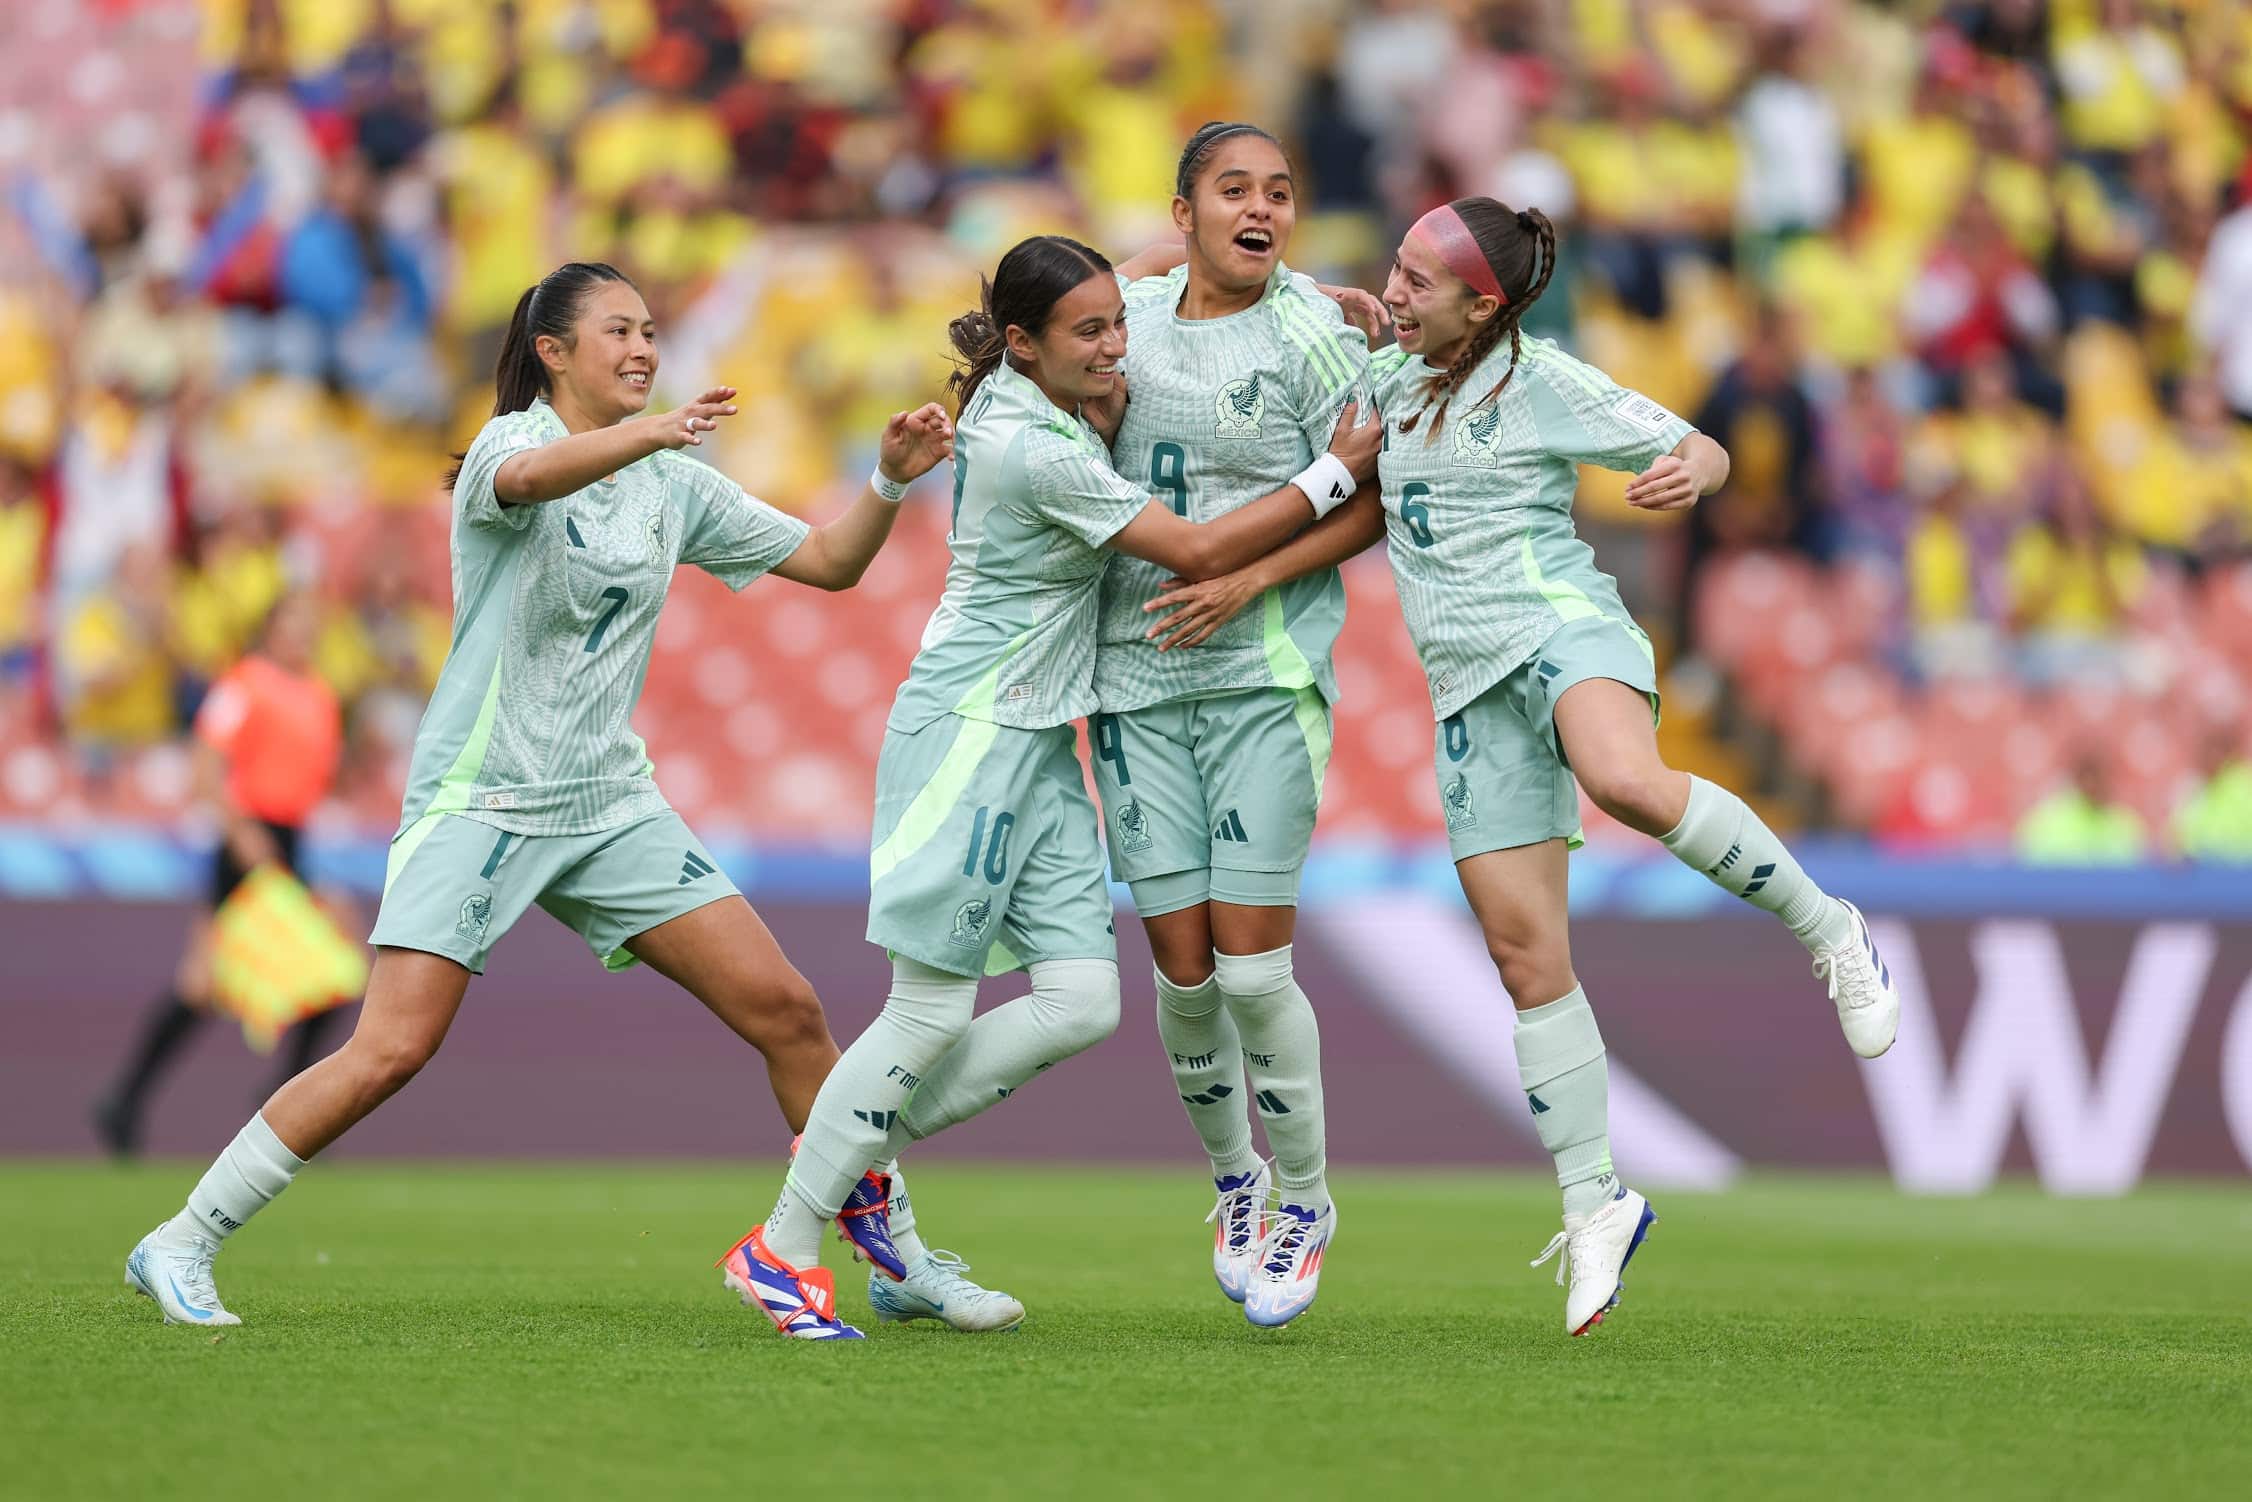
1513, 986, 1614, 1222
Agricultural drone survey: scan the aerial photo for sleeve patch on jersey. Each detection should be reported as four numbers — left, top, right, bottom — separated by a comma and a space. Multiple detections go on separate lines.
1612, 392, 1679, 437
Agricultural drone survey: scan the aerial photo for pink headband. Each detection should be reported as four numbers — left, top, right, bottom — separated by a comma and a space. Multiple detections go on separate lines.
1408, 205, 1507, 304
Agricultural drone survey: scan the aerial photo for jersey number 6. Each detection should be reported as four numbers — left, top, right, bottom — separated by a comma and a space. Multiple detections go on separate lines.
1400, 482, 1436, 548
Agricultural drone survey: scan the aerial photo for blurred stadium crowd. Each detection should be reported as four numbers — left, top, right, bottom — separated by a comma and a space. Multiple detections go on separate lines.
3, 0, 2251, 860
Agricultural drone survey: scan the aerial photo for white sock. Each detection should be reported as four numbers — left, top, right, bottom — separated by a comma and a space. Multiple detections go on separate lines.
1214, 945, 1328, 1216
1659, 775, 1853, 952
175, 1113, 304, 1245
762, 1178, 830, 1269
1512, 987, 1615, 1224
898, 959, 1121, 1138
1154, 965, 1259, 1181
780, 958, 977, 1263
883, 1160, 929, 1265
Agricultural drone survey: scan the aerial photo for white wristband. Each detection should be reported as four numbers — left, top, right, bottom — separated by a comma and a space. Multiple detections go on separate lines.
1291, 452, 1356, 519
870, 466, 910, 503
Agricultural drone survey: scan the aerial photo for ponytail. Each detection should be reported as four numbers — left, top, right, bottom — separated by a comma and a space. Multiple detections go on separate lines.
444, 261, 635, 488
946, 282, 1010, 416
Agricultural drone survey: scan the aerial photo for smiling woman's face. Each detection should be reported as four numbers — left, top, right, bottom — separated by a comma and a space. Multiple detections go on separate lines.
544, 281, 658, 422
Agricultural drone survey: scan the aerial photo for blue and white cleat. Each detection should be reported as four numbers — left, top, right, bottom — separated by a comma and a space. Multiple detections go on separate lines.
867, 1249, 1026, 1332
787, 1135, 907, 1281
1205, 1162, 1271, 1304
1244, 1200, 1335, 1329
125, 1222, 241, 1327
715, 1226, 863, 1341
1531, 1182, 1656, 1337
1813, 899, 1900, 1059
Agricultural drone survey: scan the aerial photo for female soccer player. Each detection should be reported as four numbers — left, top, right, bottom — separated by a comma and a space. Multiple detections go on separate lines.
719, 234, 1372, 1339
1147, 199, 1901, 1338
123, 260, 977, 1328
1086, 122, 1377, 1328
93, 592, 352, 1157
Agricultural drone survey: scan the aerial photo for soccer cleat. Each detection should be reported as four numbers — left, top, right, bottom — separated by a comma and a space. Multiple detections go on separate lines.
1530, 1183, 1656, 1337
786, 1136, 908, 1281
715, 1225, 863, 1340
1204, 1161, 1271, 1304
867, 1249, 1026, 1332
125, 1222, 241, 1327
1812, 899, 1901, 1059
1244, 1199, 1336, 1329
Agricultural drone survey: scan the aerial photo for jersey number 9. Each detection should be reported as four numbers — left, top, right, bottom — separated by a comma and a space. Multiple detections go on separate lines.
1150, 443, 1190, 517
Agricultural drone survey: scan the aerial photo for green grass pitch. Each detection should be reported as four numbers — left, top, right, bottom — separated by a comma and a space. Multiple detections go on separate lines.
9, 1162, 2248, 1500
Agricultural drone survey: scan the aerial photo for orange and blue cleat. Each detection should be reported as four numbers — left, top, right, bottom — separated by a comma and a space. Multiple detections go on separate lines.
785, 1135, 907, 1281
716, 1225, 864, 1341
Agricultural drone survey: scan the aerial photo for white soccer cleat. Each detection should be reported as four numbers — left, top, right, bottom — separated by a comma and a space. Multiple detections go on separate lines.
125, 1223, 241, 1327
866, 1249, 1025, 1332
1204, 1162, 1271, 1304
1812, 899, 1900, 1059
1245, 1199, 1336, 1329
1530, 1183, 1655, 1337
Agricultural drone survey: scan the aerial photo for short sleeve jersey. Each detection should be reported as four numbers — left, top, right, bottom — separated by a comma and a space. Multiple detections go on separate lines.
405, 398, 812, 835
1094, 263, 1371, 713
1373, 338, 1693, 720
889, 362, 1148, 734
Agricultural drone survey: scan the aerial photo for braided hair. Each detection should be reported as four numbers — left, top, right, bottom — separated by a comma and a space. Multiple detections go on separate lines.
1399, 201, 1557, 440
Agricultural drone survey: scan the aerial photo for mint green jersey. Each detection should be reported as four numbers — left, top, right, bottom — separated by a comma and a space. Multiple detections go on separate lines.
1372, 338, 1692, 720
887, 362, 1150, 734
400, 398, 811, 837
1093, 263, 1370, 713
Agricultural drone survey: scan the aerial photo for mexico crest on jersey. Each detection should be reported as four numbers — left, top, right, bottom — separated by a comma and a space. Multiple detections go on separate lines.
949, 897, 994, 947
1452, 400, 1504, 467
1215, 374, 1265, 438
645, 505, 668, 565
1442, 773, 1477, 830
1114, 797, 1153, 855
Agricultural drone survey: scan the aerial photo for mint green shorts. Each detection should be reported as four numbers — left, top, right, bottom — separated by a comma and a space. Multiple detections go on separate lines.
867, 714, 1116, 980
1088, 685, 1332, 917
368, 808, 738, 973
1436, 615, 1659, 861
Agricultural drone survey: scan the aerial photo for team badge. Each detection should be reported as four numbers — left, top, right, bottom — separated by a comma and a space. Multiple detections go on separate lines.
1442, 774, 1477, 831
1215, 374, 1265, 438
949, 897, 994, 947
1452, 401, 1504, 466
645, 506, 667, 565
456, 892, 494, 942
1115, 798, 1153, 855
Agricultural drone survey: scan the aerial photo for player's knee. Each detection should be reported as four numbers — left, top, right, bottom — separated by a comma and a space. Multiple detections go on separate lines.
1579, 759, 1675, 835
347, 1026, 442, 1097
754, 969, 830, 1051
1032, 959, 1121, 1054
1212, 945, 1295, 1006
1484, 930, 1570, 1008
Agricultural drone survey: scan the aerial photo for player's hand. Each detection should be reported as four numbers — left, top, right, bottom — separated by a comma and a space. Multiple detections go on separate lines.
1625, 454, 1700, 511
1143, 570, 1260, 651
879, 402, 956, 483
1327, 400, 1381, 485
645, 387, 738, 450
1084, 370, 1130, 447
1320, 283, 1389, 341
